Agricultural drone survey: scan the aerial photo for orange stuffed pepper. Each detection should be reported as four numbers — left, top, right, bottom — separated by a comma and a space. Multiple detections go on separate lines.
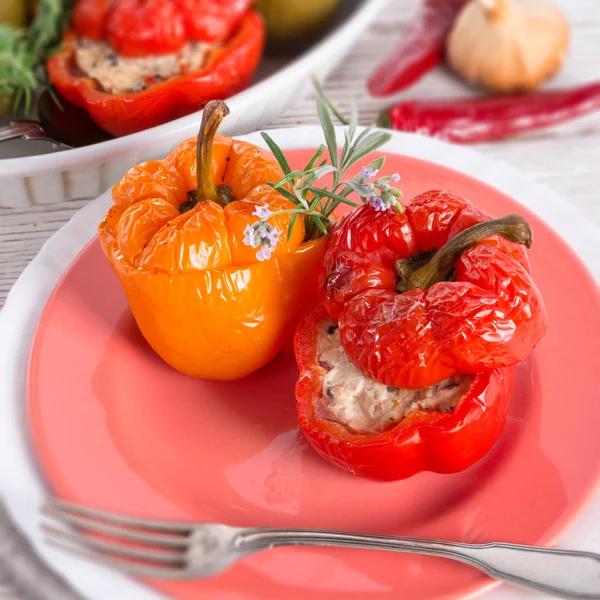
99, 101, 325, 380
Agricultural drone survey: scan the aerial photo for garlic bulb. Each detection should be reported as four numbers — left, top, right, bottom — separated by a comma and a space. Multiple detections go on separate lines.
446, 0, 570, 93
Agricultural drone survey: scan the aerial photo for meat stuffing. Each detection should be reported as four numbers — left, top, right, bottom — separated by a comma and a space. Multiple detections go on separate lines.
74, 39, 214, 95
316, 320, 473, 434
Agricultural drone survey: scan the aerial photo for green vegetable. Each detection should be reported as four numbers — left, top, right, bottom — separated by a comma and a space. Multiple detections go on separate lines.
0, 93, 12, 117
0, 0, 74, 115
257, 0, 340, 43
0, 0, 26, 28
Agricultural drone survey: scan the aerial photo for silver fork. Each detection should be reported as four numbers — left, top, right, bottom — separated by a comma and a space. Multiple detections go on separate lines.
41, 498, 600, 599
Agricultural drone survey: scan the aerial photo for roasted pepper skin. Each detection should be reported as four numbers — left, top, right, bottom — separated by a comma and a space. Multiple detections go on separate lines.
47, 10, 264, 136
72, 0, 253, 52
99, 134, 325, 380
295, 303, 515, 481
320, 191, 547, 389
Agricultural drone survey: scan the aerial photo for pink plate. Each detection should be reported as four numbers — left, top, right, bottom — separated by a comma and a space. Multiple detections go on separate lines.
28, 150, 600, 600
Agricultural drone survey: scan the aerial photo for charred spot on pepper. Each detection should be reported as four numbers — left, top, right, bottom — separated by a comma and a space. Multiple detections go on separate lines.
327, 324, 338, 335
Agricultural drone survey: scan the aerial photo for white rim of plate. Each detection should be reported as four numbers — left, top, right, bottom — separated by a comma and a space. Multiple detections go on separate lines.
0, 126, 599, 600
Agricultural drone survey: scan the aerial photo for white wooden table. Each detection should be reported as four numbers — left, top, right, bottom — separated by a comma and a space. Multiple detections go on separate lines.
1, 0, 599, 307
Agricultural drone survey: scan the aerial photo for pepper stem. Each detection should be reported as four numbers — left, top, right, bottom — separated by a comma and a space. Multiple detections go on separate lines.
396, 214, 532, 293
196, 100, 231, 208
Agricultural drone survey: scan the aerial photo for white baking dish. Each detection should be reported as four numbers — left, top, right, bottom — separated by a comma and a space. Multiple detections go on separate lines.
0, 0, 386, 209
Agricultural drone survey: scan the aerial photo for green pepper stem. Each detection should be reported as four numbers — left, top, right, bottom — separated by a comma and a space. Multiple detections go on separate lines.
396, 214, 532, 292
196, 100, 230, 208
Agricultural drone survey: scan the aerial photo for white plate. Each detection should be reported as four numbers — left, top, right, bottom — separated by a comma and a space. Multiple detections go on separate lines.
0, 126, 599, 600
0, 0, 385, 209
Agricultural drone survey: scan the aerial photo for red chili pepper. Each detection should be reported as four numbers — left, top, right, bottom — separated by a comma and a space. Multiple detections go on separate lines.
47, 10, 264, 136
295, 302, 515, 481
367, 0, 468, 97
377, 82, 600, 143
319, 191, 547, 389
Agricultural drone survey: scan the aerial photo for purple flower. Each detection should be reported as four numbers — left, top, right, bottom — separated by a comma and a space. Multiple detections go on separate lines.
243, 225, 257, 247
242, 218, 282, 261
252, 204, 272, 220
267, 228, 282, 245
359, 166, 379, 182
390, 173, 401, 182
369, 196, 386, 211
256, 246, 274, 261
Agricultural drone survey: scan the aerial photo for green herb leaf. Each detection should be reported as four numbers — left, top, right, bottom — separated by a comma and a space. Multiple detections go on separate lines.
306, 186, 358, 207
342, 127, 351, 160
341, 180, 374, 198
316, 98, 338, 170
261, 132, 291, 175
307, 193, 323, 214
299, 164, 337, 188
287, 212, 298, 242
348, 103, 358, 141
337, 156, 386, 198
312, 214, 330, 237
303, 144, 326, 171
271, 170, 302, 188
0, 0, 75, 115
342, 131, 391, 173
266, 182, 298, 204
311, 75, 348, 125
366, 155, 387, 172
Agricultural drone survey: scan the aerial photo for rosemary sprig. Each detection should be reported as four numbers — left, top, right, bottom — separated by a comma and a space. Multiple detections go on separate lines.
241, 80, 403, 261
0, 0, 74, 114
263, 82, 401, 238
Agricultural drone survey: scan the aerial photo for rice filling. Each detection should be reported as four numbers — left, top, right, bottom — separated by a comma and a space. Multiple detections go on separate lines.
74, 39, 215, 95
316, 320, 472, 434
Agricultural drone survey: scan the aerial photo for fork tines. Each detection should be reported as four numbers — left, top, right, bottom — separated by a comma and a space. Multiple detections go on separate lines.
40, 498, 192, 578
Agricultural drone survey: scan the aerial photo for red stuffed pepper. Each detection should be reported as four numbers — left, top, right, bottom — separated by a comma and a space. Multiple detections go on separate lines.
47, 0, 264, 136
295, 190, 547, 481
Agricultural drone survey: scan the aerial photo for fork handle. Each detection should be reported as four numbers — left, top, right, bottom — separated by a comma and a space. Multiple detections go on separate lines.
238, 529, 600, 599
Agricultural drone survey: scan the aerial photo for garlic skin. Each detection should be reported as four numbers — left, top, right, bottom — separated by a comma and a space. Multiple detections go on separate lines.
447, 0, 570, 94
